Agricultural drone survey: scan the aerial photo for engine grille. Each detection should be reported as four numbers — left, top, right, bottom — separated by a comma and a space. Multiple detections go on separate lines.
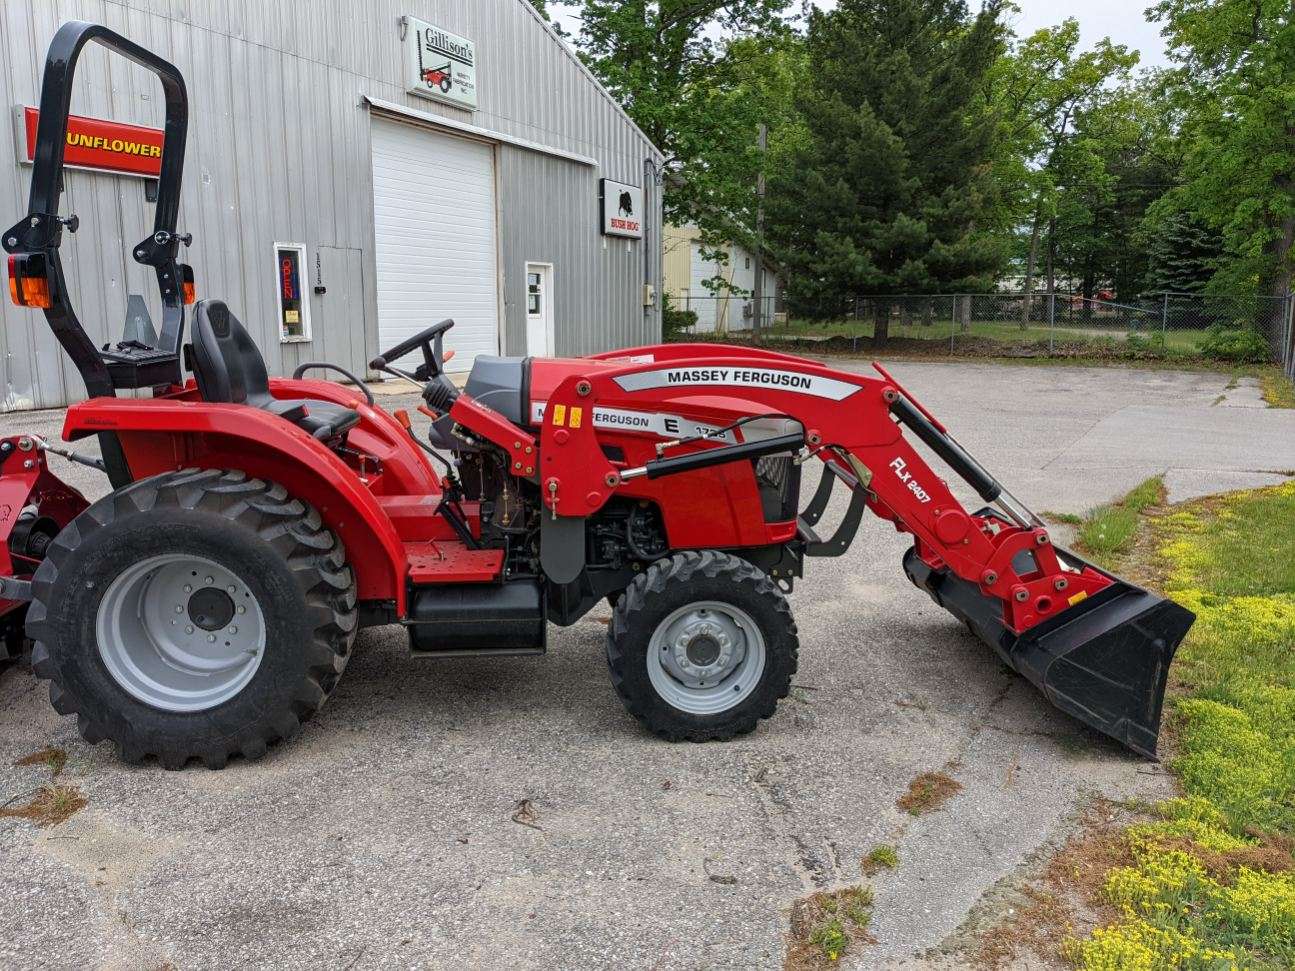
754, 455, 801, 523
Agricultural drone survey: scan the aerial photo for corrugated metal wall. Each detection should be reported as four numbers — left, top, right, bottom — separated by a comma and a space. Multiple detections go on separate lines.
0, 0, 663, 410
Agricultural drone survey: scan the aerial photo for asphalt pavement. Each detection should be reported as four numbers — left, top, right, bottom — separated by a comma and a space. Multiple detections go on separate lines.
1, 360, 1292, 970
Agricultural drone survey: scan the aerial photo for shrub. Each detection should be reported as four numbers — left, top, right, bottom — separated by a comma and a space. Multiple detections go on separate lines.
1196, 323, 1271, 363
661, 293, 698, 340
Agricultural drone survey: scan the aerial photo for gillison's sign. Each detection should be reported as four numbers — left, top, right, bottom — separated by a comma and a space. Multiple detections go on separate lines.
16, 106, 164, 178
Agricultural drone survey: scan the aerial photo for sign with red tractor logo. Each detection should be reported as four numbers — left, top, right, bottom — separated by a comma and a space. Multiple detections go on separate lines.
403, 15, 477, 111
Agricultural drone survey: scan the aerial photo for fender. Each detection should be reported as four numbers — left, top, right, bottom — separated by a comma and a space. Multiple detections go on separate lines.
62, 399, 407, 608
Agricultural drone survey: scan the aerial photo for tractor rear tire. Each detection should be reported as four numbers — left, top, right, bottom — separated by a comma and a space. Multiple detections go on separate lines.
607, 551, 797, 741
27, 469, 357, 769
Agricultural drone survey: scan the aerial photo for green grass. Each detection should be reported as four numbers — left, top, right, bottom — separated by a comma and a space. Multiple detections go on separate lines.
754, 315, 1214, 353
1259, 367, 1295, 409
861, 844, 899, 875
1073, 476, 1165, 567
1067, 479, 1295, 970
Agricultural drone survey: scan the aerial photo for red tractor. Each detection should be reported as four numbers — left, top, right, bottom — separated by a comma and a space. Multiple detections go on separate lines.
2, 23, 1194, 769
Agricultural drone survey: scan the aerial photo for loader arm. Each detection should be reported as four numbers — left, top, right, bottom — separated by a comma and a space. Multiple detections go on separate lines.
493, 347, 1194, 757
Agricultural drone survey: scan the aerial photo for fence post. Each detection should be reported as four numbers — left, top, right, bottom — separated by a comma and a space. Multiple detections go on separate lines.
949, 296, 957, 355
1048, 292, 1056, 353
1161, 293, 1169, 343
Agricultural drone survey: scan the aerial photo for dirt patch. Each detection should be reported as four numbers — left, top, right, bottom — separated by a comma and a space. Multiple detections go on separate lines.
972, 802, 1136, 969
785, 885, 876, 970
0, 783, 88, 827
897, 771, 962, 816
14, 745, 67, 778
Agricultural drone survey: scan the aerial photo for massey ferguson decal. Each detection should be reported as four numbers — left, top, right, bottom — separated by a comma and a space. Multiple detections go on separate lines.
18, 107, 163, 178
531, 402, 736, 443
404, 16, 478, 110
613, 366, 861, 401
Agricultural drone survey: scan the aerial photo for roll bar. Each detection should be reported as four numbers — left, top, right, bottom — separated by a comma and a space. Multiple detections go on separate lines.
2, 21, 190, 397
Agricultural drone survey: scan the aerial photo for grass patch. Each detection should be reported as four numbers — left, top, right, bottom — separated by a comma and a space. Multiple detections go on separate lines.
1062, 479, 1295, 969
785, 885, 875, 969
1072, 476, 1165, 568
861, 844, 898, 876
897, 770, 962, 816
14, 746, 67, 778
1259, 367, 1295, 408
0, 784, 87, 827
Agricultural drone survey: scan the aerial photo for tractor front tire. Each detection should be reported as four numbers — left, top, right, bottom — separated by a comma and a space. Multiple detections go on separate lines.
27, 469, 357, 769
607, 551, 797, 741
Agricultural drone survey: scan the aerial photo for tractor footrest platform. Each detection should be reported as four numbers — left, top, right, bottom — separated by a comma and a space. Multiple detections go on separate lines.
406, 541, 503, 584
903, 547, 1195, 758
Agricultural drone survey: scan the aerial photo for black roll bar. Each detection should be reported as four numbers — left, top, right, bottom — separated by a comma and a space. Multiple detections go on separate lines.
2, 20, 190, 398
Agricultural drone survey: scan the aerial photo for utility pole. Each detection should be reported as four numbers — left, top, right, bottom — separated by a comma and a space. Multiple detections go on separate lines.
752, 123, 768, 343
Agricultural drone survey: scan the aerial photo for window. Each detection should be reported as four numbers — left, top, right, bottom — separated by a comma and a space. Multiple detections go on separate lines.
275, 243, 311, 341
527, 271, 543, 316
745, 256, 751, 270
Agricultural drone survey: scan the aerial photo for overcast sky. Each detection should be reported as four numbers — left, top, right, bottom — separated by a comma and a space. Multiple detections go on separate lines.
548, 1, 1171, 69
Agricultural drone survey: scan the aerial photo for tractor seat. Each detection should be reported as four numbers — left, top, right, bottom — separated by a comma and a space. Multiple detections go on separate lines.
190, 300, 360, 441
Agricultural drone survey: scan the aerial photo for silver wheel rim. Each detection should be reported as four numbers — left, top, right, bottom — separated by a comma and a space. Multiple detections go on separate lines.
646, 600, 766, 715
96, 554, 267, 713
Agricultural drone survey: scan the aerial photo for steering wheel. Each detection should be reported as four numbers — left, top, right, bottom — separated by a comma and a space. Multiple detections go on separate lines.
370, 319, 455, 380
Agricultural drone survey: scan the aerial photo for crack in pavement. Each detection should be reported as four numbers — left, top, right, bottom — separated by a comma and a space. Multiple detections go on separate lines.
746, 760, 831, 893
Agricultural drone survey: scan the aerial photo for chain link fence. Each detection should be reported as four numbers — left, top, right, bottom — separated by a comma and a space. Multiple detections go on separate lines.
672, 291, 1295, 378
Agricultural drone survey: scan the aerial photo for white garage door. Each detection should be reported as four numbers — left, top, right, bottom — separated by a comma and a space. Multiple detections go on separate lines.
370, 118, 498, 374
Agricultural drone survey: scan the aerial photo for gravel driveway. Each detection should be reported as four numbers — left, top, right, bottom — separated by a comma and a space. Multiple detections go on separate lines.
1, 361, 1292, 970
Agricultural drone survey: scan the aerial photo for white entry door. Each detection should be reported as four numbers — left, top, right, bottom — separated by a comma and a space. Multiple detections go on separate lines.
370, 118, 499, 373
525, 263, 554, 357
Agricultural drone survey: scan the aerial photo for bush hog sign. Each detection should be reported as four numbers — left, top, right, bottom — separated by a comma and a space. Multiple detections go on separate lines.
16, 107, 163, 178
601, 178, 644, 239
403, 16, 478, 111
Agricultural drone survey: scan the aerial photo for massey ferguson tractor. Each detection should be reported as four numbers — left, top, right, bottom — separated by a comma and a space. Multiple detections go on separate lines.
0, 23, 1194, 769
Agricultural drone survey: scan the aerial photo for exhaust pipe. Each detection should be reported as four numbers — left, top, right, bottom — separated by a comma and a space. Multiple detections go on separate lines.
904, 547, 1194, 758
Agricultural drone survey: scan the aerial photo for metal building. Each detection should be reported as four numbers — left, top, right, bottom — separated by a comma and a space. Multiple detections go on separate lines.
0, 0, 664, 410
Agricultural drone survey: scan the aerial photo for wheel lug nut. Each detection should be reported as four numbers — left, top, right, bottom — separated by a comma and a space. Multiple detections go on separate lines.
207, 634, 216, 643
183, 584, 192, 593
175, 605, 184, 613
227, 584, 236, 594
237, 605, 246, 615
185, 626, 194, 634
205, 576, 214, 585
229, 626, 238, 635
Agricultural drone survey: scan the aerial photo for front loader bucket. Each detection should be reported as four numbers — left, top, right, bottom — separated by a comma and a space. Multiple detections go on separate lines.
904, 548, 1195, 758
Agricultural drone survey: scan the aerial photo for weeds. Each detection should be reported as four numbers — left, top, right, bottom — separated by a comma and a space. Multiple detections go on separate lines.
897, 771, 962, 816
861, 844, 898, 876
786, 885, 875, 969
1074, 476, 1165, 566
14, 746, 67, 778
1063, 480, 1295, 968
1258, 368, 1295, 409
0, 784, 87, 827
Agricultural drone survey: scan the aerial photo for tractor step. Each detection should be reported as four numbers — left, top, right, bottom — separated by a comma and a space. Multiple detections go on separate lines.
904, 547, 1194, 758
406, 579, 546, 658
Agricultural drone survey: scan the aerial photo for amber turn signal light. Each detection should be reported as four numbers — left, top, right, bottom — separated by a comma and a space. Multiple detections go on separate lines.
7, 253, 52, 309
179, 263, 196, 304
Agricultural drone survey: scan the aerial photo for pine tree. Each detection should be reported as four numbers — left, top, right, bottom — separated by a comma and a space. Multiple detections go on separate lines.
767, 0, 1008, 342
1144, 208, 1224, 294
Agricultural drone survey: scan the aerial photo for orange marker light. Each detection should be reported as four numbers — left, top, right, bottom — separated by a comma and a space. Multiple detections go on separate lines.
393, 408, 412, 430
442, 349, 456, 363
179, 264, 196, 305
7, 253, 52, 309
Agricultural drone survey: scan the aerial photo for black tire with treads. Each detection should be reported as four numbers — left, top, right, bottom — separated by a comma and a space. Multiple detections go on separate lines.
26, 469, 357, 770
606, 550, 798, 741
